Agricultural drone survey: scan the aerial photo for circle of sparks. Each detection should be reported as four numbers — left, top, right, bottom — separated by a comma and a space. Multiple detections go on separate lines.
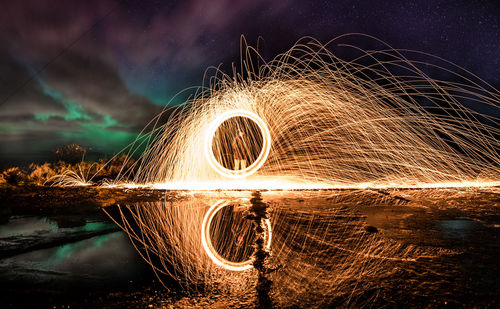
201, 200, 272, 271
205, 109, 272, 179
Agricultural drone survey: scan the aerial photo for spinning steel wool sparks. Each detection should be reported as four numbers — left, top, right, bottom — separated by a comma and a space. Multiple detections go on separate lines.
117, 35, 499, 190
204, 109, 271, 179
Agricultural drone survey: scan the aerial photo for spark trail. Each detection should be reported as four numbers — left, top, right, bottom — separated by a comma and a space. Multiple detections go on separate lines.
116, 34, 499, 190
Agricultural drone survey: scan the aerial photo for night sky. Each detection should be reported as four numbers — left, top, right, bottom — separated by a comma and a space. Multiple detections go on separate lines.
0, 0, 499, 166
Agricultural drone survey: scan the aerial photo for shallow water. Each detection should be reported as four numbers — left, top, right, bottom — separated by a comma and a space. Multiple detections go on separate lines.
0, 188, 499, 308
0, 211, 159, 308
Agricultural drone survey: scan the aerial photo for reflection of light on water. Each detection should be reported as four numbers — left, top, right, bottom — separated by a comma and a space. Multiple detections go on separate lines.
437, 219, 480, 240
0, 215, 125, 281
0, 217, 114, 238
0, 217, 57, 238
201, 200, 272, 271
0, 232, 145, 282
111, 194, 442, 306
51, 233, 116, 264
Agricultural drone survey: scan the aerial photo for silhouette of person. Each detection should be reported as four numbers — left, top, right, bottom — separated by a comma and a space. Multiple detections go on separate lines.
232, 130, 247, 170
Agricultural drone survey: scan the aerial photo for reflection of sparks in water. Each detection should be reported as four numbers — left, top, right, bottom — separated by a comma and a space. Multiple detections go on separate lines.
107, 191, 455, 306
201, 199, 272, 271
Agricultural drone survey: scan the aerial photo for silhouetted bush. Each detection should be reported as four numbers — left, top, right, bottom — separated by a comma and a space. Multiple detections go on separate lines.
1, 167, 27, 185
28, 162, 68, 185
0, 154, 136, 187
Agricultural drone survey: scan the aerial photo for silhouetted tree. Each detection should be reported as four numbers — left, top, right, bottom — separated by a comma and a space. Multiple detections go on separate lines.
54, 144, 87, 164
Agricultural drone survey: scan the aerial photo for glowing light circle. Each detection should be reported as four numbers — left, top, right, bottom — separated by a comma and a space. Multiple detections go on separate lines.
201, 200, 272, 271
205, 109, 271, 179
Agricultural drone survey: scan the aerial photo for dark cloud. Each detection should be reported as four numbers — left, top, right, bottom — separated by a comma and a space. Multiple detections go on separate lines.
40, 50, 163, 131
0, 47, 66, 119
